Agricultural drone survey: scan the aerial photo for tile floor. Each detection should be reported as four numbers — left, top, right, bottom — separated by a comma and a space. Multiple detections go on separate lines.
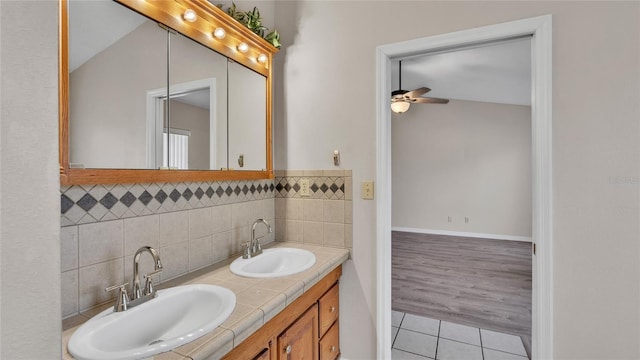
392, 310, 529, 360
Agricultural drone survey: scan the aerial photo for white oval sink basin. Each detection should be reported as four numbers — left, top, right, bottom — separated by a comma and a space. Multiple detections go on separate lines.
230, 248, 316, 278
68, 284, 235, 360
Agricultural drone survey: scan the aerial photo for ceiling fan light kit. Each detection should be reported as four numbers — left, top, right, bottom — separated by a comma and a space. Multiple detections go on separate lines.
391, 60, 449, 114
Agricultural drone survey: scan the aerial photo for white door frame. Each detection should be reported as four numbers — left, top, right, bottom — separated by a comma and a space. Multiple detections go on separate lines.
375, 15, 553, 359
146, 78, 217, 169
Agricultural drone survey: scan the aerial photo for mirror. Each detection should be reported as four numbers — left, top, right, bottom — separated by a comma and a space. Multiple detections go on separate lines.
228, 61, 267, 171
68, 1, 169, 169
60, 0, 276, 184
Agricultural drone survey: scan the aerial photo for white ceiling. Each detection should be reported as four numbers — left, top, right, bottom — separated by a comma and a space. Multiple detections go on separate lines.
68, 0, 147, 72
391, 37, 532, 106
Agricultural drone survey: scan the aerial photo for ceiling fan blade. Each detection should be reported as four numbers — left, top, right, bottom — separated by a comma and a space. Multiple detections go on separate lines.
403, 87, 430, 98
411, 97, 450, 104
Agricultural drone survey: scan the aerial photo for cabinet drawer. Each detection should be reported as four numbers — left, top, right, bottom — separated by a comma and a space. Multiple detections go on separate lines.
319, 322, 340, 360
318, 284, 339, 336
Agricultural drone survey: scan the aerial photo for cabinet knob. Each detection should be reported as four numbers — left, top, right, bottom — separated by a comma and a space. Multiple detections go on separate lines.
285, 345, 292, 354
331, 345, 336, 352
330, 306, 336, 313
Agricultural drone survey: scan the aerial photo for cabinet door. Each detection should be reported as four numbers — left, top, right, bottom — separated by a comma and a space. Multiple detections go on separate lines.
318, 284, 339, 336
277, 304, 319, 360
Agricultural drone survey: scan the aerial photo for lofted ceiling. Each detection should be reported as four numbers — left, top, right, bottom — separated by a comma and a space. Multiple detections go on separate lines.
68, 0, 147, 72
391, 37, 532, 106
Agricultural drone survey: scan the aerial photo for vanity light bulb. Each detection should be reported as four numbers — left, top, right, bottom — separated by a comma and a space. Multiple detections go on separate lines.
183, 9, 197, 22
257, 54, 268, 63
213, 27, 226, 39
237, 42, 249, 53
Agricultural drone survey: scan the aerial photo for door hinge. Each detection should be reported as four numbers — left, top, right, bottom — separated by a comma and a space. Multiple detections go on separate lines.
532, 242, 537, 255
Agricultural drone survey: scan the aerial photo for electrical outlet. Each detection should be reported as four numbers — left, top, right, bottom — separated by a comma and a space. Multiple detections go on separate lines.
465, 217, 469, 223
448, 216, 452, 223
361, 181, 374, 200
300, 179, 310, 197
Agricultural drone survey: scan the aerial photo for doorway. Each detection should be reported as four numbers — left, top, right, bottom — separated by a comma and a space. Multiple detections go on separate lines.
375, 15, 553, 360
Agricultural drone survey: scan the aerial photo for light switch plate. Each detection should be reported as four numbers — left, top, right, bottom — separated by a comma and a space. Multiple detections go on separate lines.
300, 179, 310, 197
361, 181, 374, 200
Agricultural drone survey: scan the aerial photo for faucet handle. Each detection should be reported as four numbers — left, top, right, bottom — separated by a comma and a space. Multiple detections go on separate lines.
242, 242, 251, 259
254, 238, 263, 256
143, 269, 162, 296
105, 282, 129, 312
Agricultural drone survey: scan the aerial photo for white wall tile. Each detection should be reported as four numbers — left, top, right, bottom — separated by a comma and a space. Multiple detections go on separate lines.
285, 220, 303, 242
189, 207, 213, 240
211, 204, 232, 234
303, 221, 323, 245
159, 242, 189, 281
78, 259, 124, 311
323, 223, 344, 247
323, 200, 344, 223
231, 201, 253, 228
61, 226, 78, 272
285, 199, 303, 221
212, 231, 232, 263
303, 199, 323, 222
78, 220, 124, 267
159, 211, 189, 247
61, 270, 78, 318
189, 236, 213, 271
124, 215, 159, 256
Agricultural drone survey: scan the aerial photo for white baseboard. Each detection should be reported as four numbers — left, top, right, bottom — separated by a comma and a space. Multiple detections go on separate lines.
391, 226, 532, 242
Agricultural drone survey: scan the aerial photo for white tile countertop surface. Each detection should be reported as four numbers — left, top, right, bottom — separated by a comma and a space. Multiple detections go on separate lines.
62, 242, 350, 360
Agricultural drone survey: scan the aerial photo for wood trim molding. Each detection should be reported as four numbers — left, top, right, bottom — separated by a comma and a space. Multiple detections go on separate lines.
59, 0, 277, 185
376, 15, 553, 360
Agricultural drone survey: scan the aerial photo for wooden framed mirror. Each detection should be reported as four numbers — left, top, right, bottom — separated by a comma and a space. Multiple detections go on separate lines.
59, 0, 277, 185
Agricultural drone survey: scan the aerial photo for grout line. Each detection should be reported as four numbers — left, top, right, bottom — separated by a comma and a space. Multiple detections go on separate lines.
479, 328, 484, 360
434, 320, 441, 360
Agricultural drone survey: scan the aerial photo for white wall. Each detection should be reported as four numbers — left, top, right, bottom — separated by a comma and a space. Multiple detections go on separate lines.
274, 1, 639, 359
70, 21, 228, 169
392, 100, 532, 237
0, 1, 62, 358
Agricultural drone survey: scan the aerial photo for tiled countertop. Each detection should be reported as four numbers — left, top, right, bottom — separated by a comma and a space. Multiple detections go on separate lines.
62, 242, 350, 360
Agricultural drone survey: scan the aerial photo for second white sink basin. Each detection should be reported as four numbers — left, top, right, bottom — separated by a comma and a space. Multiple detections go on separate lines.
68, 284, 235, 360
230, 248, 316, 278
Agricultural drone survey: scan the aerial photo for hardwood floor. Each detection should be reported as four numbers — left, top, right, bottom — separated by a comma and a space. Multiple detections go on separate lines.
392, 231, 532, 344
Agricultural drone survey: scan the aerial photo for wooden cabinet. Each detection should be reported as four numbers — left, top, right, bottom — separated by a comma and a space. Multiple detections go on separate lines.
222, 266, 342, 360
277, 304, 318, 360
319, 322, 340, 360
253, 347, 271, 360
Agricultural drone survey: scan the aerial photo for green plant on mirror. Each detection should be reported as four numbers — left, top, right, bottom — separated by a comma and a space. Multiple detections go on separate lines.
217, 2, 281, 49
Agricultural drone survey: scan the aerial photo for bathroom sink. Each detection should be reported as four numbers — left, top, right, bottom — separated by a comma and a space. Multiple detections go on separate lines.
230, 248, 316, 278
68, 284, 235, 360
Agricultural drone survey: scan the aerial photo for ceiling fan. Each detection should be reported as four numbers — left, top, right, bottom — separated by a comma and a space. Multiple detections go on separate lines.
391, 60, 449, 114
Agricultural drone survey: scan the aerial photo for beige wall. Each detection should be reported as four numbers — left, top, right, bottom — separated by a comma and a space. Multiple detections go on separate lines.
274, 1, 639, 359
392, 100, 532, 237
169, 100, 210, 170
0, 1, 62, 358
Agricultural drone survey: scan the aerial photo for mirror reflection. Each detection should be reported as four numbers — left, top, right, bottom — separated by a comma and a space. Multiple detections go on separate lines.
168, 31, 228, 170
69, 0, 168, 169
67, 0, 271, 173
228, 61, 267, 171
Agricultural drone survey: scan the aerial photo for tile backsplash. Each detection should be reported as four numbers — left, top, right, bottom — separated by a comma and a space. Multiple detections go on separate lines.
60, 172, 351, 319
274, 170, 352, 249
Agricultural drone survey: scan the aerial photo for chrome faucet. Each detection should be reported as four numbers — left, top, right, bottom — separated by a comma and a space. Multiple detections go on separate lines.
106, 246, 163, 312
243, 219, 272, 259
130, 246, 163, 306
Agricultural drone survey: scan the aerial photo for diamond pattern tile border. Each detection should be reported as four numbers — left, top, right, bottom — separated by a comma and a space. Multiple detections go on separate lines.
274, 176, 346, 200
60, 179, 275, 226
